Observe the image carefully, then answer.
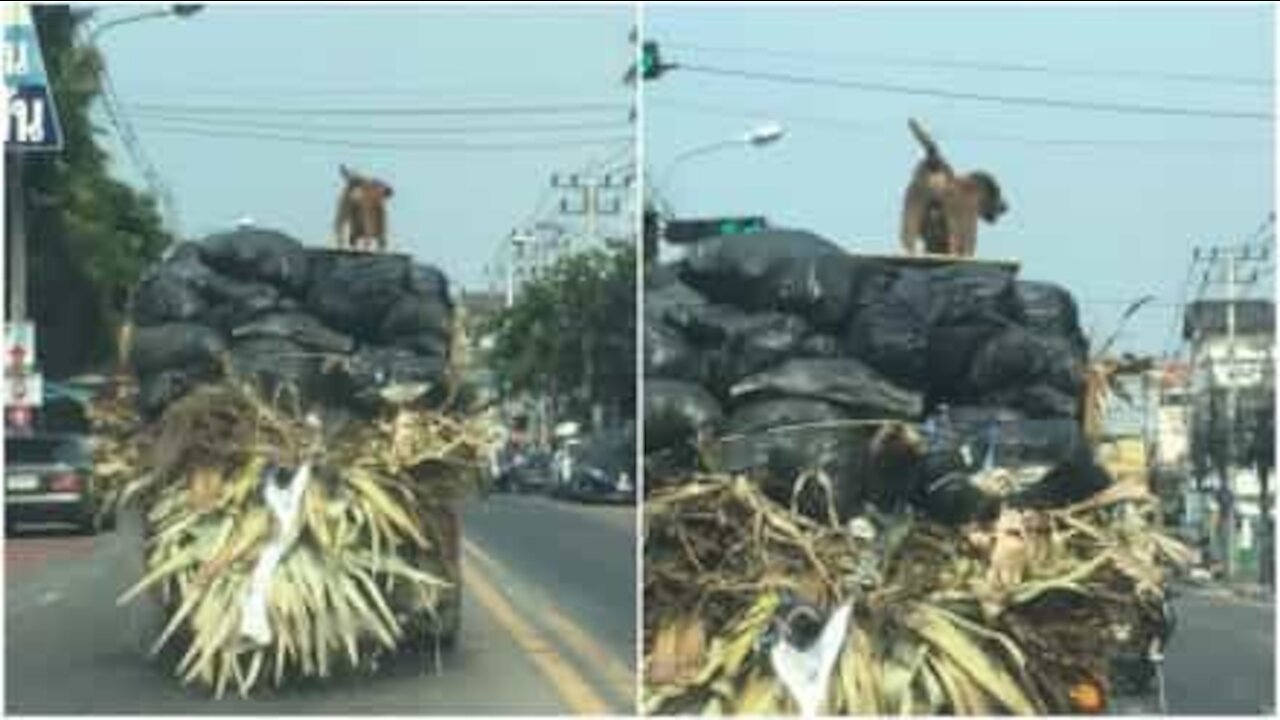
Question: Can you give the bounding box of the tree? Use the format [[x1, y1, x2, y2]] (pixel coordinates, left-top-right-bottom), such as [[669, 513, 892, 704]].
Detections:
[[7, 6, 172, 378], [486, 243, 635, 428]]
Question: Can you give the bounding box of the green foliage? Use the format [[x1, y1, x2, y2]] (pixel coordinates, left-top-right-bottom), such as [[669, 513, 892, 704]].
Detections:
[[486, 243, 636, 423], [15, 6, 173, 376]]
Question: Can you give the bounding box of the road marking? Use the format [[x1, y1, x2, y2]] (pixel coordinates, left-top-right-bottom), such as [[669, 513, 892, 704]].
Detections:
[[542, 604, 636, 703], [464, 539, 635, 706], [462, 548, 614, 715]]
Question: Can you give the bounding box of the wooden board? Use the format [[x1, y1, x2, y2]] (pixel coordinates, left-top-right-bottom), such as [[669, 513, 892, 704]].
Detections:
[[847, 251, 1021, 272]]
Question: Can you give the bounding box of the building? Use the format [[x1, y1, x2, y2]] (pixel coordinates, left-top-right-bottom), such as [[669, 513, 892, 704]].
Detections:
[[1182, 298, 1275, 577]]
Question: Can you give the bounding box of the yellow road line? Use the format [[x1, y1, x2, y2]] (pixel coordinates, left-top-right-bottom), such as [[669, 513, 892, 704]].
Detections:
[[541, 604, 636, 703], [462, 546, 614, 715]]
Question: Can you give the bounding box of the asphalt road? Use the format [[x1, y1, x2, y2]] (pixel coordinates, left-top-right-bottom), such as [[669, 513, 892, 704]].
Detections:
[[4, 493, 635, 715], [1164, 584, 1274, 715]]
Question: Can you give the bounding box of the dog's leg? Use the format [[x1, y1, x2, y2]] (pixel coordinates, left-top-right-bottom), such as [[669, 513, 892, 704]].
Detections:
[[900, 188, 927, 255], [944, 191, 980, 258]]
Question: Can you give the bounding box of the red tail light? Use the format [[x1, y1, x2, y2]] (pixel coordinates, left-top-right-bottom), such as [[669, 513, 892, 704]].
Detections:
[[48, 473, 83, 493]]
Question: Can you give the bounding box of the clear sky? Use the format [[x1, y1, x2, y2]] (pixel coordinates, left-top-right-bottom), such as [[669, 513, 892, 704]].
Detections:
[[644, 4, 1275, 357], [85, 3, 635, 294]]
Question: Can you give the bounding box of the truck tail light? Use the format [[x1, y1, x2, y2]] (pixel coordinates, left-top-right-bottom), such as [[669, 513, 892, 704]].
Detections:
[[49, 473, 83, 493]]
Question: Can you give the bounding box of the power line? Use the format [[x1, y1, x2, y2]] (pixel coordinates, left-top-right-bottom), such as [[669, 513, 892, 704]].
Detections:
[[125, 112, 631, 136], [134, 122, 632, 151], [86, 30, 180, 232], [1164, 253, 1201, 359], [652, 98, 1269, 153], [666, 41, 1275, 88], [676, 63, 1273, 121], [123, 100, 628, 117]]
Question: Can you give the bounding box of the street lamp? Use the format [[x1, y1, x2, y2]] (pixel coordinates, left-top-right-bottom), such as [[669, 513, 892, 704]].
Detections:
[[84, 5, 205, 44], [656, 122, 787, 195]]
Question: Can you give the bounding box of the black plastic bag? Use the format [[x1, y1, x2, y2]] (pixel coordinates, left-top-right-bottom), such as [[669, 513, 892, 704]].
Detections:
[[1009, 443, 1113, 509], [406, 263, 453, 306], [724, 398, 850, 435], [644, 379, 722, 453], [306, 253, 412, 338], [926, 320, 1009, 400], [645, 262, 683, 290], [645, 321, 700, 382], [138, 367, 218, 419], [645, 277, 709, 330], [925, 263, 1022, 327], [151, 248, 284, 329], [231, 312, 355, 354], [680, 230, 880, 329], [129, 323, 227, 376], [200, 228, 311, 296], [229, 336, 323, 386], [379, 294, 454, 343], [843, 268, 930, 389], [716, 422, 874, 523], [923, 407, 1084, 467], [676, 308, 812, 394], [669, 302, 757, 345], [731, 357, 924, 420], [983, 383, 1080, 419], [915, 472, 1003, 526], [391, 332, 451, 358], [1016, 280, 1086, 351], [132, 271, 207, 326], [344, 345, 449, 392], [967, 327, 1086, 396], [798, 333, 841, 358], [946, 405, 1029, 427]]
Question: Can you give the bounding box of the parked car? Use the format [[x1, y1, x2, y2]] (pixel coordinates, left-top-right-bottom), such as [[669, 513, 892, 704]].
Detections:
[[493, 442, 555, 494], [5, 433, 111, 534], [553, 428, 635, 504]]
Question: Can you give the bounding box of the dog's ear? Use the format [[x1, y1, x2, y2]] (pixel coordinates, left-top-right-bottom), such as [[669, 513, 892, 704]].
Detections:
[[340, 164, 361, 184], [379, 181, 394, 199]]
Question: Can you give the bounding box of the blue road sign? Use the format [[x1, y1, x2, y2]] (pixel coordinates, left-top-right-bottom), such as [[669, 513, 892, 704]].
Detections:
[[4, 3, 64, 152]]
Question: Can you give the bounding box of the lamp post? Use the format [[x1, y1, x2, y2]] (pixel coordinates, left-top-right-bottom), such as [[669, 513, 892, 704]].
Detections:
[[656, 122, 785, 194], [84, 5, 204, 44]]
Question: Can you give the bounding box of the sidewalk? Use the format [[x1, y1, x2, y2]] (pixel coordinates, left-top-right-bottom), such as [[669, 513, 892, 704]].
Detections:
[[1176, 570, 1274, 604]]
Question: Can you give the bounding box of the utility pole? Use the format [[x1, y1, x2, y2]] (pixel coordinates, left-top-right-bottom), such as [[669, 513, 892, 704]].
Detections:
[[1224, 249, 1239, 579], [552, 171, 631, 245], [7, 158, 27, 320], [1192, 240, 1270, 581], [504, 230, 535, 308]]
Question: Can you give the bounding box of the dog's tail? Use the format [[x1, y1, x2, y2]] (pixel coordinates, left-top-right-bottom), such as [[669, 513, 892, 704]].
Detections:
[[908, 118, 941, 163]]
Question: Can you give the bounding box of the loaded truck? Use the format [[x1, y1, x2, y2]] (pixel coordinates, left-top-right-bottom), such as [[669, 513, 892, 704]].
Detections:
[[113, 235, 478, 695], [642, 229, 1187, 715]]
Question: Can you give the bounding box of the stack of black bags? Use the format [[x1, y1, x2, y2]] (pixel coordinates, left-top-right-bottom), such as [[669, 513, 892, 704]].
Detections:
[[644, 229, 1108, 522], [128, 227, 454, 419]]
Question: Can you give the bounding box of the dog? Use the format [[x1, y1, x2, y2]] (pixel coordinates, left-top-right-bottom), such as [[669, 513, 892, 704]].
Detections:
[[333, 165, 394, 252], [900, 118, 1007, 257]]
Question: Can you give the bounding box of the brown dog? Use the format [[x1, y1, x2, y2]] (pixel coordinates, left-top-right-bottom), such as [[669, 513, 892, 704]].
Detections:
[[900, 119, 1007, 257], [333, 165, 394, 252]]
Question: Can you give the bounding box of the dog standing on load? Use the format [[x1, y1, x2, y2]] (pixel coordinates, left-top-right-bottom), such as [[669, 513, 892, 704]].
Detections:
[[899, 118, 1008, 257], [333, 165, 394, 252]]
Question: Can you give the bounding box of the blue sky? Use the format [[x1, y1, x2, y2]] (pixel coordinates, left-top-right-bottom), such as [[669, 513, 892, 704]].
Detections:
[[644, 4, 1275, 356], [84, 4, 635, 293]]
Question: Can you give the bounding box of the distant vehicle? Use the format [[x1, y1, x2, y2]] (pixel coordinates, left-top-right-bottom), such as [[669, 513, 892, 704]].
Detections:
[[553, 428, 635, 504], [493, 441, 554, 494], [5, 434, 112, 534]]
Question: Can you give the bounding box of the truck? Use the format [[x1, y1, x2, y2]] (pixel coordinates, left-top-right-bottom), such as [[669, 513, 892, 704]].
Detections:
[[113, 237, 478, 696], [641, 233, 1188, 715]]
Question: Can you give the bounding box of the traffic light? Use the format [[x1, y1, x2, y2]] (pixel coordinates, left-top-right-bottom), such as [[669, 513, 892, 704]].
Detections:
[[639, 41, 676, 81], [662, 216, 768, 245]]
